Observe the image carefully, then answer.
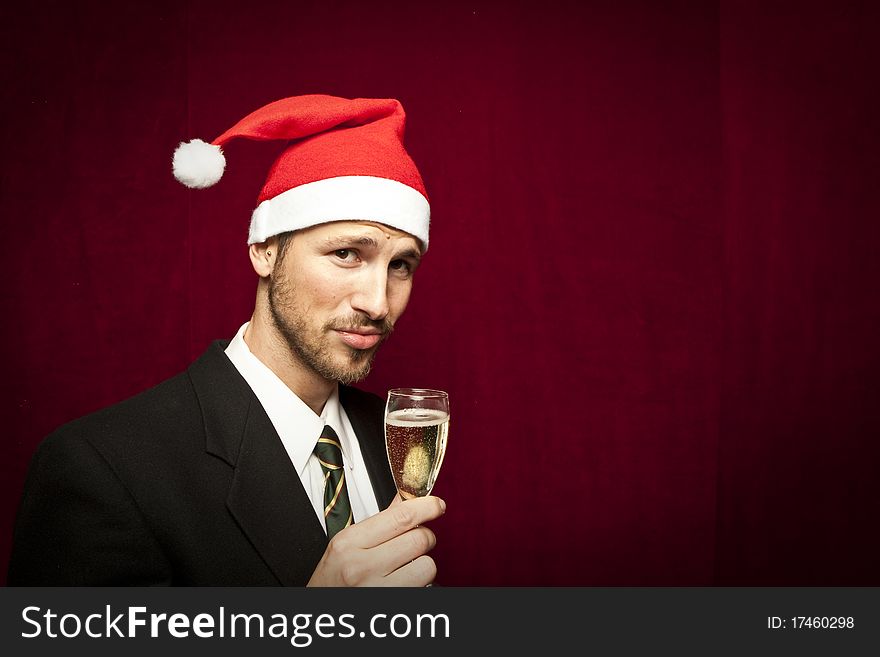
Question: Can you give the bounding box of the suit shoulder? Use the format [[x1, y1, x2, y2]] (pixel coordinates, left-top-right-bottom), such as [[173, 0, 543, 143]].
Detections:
[[48, 370, 199, 451]]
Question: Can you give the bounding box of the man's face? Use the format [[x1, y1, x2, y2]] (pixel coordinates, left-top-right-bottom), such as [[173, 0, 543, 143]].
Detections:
[[267, 221, 422, 385]]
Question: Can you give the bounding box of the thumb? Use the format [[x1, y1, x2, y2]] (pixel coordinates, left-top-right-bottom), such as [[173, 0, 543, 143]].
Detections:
[[387, 492, 405, 509]]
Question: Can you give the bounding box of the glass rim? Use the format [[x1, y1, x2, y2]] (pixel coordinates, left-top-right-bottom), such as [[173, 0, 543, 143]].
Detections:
[[387, 387, 448, 400]]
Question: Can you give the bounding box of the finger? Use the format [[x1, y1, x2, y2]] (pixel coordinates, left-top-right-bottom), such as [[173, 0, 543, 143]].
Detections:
[[368, 525, 436, 577], [321, 526, 436, 587], [386, 492, 404, 508], [378, 555, 437, 587], [345, 496, 445, 548]]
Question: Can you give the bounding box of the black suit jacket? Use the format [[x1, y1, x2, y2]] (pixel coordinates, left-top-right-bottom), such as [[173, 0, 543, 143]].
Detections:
[[8, 341, 397, 585]]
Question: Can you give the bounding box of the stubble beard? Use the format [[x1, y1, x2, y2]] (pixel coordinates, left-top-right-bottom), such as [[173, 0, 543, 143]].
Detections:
[[267, 270, 391, 386]]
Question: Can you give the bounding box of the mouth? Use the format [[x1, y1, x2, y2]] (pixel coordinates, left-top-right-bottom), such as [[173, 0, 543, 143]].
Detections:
[[334, 329, 384, 350]]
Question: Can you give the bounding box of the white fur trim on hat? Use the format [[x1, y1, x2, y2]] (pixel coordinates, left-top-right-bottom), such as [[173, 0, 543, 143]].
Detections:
[[172, 139, 226, 189], [248, 175, 431, 250]]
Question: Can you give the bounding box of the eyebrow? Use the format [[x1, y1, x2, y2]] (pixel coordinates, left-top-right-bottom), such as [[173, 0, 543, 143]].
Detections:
[[394, 248, 422, 264], [323, 235, 380, 249]]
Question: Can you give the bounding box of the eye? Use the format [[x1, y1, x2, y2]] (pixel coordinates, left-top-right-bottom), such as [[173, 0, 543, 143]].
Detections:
[[389, 259, 414, 276], [333, 249, 358, 262]]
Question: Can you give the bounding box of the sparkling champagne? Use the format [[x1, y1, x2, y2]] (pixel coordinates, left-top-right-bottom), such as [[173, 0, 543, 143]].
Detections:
[[385, 408, 449, 499]]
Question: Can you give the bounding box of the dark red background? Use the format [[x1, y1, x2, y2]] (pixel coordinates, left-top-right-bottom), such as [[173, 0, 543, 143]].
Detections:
[[2, 0, 878, 585]]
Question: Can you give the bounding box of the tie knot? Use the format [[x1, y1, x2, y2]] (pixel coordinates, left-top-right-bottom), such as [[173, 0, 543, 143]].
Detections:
[[314, 425, 344, 470]]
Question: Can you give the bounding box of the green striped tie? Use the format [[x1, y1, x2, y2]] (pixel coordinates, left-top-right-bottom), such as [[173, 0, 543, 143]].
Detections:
[[314, 425, 353, 540]]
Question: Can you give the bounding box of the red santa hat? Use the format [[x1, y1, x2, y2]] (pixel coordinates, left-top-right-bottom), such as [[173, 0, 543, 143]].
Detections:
[[172, 94, 431, 249]]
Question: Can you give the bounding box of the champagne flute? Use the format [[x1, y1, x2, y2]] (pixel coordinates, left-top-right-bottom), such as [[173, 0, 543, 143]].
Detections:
[[384, 388, 449, 500]]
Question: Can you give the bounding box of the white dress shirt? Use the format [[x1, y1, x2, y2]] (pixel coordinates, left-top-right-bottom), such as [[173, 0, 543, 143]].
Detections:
[[224, 322, 380, 532]]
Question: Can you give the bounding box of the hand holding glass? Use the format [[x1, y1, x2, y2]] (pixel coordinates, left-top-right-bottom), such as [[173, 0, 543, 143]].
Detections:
[[384, 389, 449, 499]]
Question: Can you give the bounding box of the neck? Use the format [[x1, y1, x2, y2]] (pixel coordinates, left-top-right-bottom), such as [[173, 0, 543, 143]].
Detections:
[[243, 311, 336, 416]]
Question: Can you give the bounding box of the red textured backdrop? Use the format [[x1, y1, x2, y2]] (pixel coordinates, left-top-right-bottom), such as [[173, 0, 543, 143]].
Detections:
[[2, 0, 878, 585]]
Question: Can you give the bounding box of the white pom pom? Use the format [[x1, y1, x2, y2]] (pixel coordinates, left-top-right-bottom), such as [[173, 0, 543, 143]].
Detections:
[[172, 139, 226, 189]]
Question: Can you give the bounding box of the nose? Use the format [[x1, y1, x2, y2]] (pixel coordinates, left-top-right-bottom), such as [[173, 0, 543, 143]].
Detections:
[[350, 266, 390, 321]]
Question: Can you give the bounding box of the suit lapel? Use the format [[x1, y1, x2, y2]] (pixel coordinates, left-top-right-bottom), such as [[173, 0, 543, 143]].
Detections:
[[225, 401, 327, 585], [188, 342, 327, 585]]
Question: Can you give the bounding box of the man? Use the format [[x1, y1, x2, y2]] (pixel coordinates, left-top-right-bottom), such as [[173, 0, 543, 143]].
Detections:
[[8, 95, 446, 586]]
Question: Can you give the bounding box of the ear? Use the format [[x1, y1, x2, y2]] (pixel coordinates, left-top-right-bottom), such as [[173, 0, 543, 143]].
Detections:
[[249, 237, 278, 278]]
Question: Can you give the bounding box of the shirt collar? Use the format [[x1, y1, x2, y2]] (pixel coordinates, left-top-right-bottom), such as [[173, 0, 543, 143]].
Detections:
[[224, 322, 346, 477]]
